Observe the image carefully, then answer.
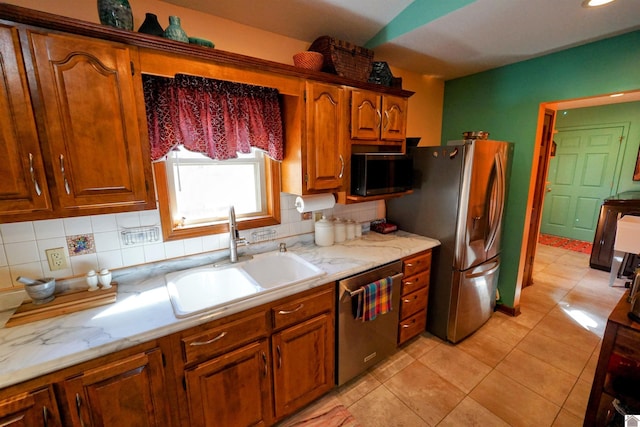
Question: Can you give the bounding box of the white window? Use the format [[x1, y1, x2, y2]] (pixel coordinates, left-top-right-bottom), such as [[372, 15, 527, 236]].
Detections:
[[166, 147, 267, 227], [154, 148, 280, 241]]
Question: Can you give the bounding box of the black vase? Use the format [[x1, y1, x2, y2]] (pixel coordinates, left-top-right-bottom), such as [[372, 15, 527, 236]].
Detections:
[[97, 0, 133, 31], [137, 13, 164, 37]]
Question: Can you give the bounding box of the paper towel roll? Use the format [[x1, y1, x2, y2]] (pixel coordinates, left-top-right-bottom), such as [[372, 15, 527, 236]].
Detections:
[[295, 194, 335, 213]]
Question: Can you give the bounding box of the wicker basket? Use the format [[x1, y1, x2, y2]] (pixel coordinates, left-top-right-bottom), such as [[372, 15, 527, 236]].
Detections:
[[293, 51, 324, 71], [309, 36, 374, 82]]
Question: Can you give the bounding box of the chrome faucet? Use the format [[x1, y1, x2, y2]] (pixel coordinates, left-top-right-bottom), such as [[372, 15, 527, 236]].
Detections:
[[228, 206, 248, 263]]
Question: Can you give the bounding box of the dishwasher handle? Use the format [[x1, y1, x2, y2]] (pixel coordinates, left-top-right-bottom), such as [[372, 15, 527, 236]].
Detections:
[[340, 271, 403, 299]]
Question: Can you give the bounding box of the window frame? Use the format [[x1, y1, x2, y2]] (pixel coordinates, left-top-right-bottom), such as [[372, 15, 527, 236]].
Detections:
[[153, 155, 281, 241]]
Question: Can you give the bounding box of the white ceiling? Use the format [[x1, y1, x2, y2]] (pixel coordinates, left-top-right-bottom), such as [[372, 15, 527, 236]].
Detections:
[[164, 0, 640, 80]]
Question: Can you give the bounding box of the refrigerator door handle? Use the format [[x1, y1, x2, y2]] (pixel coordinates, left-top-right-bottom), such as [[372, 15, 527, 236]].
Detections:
[[465, 259, 500, 279], [485, 152, 505, 252]]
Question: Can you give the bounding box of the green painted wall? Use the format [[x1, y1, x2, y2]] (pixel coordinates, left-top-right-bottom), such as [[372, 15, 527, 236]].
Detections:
[[555, 101, 640, 195], [441, 30, 640, 309]]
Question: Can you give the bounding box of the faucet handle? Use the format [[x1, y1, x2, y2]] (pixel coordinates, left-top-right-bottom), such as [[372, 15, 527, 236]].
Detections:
[[279, 242, 287, 252]]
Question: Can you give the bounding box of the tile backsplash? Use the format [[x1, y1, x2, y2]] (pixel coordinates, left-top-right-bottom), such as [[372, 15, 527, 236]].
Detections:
[[0, 194, 382, 290]]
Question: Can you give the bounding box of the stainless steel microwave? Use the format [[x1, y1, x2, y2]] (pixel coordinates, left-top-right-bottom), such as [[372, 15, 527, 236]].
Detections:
[[350, 153, 413, 197]]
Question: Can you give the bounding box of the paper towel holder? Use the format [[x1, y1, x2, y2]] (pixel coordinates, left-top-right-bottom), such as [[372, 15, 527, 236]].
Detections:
[[294, 193, 336, 213]]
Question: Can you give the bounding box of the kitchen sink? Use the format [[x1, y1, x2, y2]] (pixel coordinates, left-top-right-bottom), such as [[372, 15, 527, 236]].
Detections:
[[165, 250, 326, 317], [242, 251, 325, 289], [165, 266, 262, 318]]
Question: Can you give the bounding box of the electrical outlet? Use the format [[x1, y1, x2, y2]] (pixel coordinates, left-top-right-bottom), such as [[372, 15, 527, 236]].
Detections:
[[314, 212, 323, 222], [45, 247, 68, 271], [301, 212, 312, 221]]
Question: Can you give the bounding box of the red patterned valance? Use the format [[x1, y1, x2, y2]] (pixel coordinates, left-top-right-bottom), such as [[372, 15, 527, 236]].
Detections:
[[142, 74, 284, 161]]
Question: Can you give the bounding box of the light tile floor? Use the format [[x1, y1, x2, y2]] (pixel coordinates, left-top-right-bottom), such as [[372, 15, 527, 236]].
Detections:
[[283, 244, 630, 426]]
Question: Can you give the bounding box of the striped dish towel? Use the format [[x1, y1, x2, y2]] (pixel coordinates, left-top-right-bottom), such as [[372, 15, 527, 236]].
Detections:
[[356, 276, 393, 321]]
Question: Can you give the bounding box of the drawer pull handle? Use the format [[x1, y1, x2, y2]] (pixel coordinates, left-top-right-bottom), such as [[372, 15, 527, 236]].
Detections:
[[276, 345, 282, 369], [59, 154, 71, 195], [190, 331, 227, 346], [261, 351, 268, 377], [278, 303, 304, 315], [75, 393, 87, 427], [43, 406, 49, 426], [402, 324, 411, 328], [29, 153, 42, 196], [403, 299, 411, 303]]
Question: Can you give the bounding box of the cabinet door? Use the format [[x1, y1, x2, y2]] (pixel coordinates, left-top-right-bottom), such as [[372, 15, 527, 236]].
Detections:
[[59, 349, 169, 427], [0, 386, 62, 427], [380, 95, 407, 142], [185, 340, 271, 427], [305, 82, 345, 191], [26, 30, 154, 214], [350, 90, 381, 141], [0, 24, 51, 216], [272, 313, 334, 419]]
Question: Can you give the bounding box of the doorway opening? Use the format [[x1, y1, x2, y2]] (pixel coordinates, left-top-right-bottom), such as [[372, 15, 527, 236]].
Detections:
[[519, 91, 640, 295]]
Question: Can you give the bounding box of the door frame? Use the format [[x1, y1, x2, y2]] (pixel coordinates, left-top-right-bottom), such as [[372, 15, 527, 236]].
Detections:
[[521, 108, 556, 290]]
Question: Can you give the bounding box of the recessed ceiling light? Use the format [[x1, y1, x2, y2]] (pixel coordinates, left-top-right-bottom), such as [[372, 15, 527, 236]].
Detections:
[[582, 0, 616, 8]]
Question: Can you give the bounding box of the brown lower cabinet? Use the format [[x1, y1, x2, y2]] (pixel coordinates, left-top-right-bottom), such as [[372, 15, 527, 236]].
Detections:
[[0, 386, 61, 427], [398, 249, 432, 345], [185, 340, 272, 427], [0, 283, 335, 427], [56, 349, 170, 427]]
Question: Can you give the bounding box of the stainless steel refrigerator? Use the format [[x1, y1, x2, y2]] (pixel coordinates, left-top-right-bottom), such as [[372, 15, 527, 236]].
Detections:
[[386, 139, 513, 343]]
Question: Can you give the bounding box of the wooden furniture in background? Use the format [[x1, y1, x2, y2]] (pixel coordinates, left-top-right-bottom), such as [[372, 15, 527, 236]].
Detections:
[[589, 192, 640, 271], [584, 292, 640, 426]]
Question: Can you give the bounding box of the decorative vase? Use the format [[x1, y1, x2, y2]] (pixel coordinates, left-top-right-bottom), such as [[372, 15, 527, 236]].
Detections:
[[137, 13, 164, 36], [163, 16, 188, 42], [97, 0, 133, 31]]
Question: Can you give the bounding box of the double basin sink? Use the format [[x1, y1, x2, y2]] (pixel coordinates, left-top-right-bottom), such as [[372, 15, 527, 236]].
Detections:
[[165, 251, 326, 317]]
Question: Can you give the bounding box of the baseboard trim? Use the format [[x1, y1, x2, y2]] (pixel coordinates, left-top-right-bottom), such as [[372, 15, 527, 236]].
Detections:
[[496, 303, 521, 317]]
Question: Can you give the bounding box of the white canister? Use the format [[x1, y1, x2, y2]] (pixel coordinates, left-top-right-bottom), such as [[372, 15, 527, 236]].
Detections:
[[314, 216, 334, 247], [354, 222, 362, 238], [346, 220, 355, 240], [334, 218, 346, 243]]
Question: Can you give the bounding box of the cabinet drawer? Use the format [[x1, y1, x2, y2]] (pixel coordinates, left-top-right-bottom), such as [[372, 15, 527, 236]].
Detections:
[[403, 251, 431, 278], [401, 270, 430, 296], [398, 309, 427, 345], [182, 312, 268, 364], [400, 286, 429, 320], [272, 287, 333, 330]]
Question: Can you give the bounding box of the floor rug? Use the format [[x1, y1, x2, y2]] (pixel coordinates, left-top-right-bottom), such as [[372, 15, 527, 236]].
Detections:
[[538, 233, 593, 254], [279, 402, 361, 427]]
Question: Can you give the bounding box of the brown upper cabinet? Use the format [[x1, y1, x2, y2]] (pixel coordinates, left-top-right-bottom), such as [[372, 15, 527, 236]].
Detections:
[[0, 24, 155, 223], [0, 24, 53, 217], [350, 90, 408, 146], [282, 82, 347, 195], [0, 4, 414, 217]]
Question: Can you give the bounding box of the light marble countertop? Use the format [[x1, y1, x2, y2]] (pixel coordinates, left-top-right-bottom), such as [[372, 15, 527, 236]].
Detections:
[[0, 231, 439, 389]]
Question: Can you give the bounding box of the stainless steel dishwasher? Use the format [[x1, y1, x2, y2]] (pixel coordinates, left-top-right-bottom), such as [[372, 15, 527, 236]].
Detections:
[[336, 260, 403, 386]]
